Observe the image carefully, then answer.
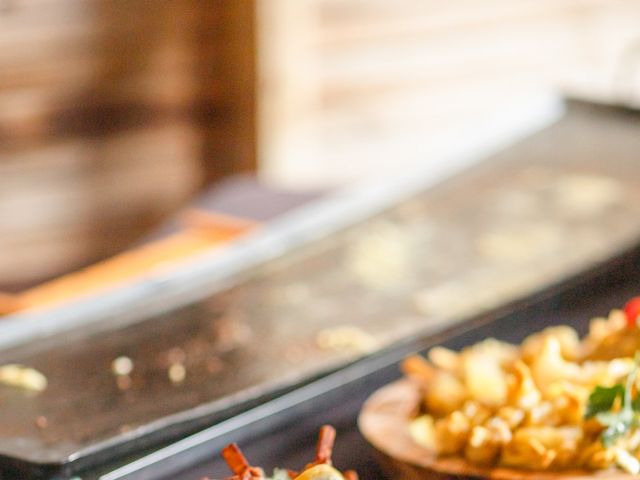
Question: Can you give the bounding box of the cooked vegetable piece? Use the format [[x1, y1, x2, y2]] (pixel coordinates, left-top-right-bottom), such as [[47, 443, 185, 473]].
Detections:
[[293, 465, 344, 480], [624, 297, 640, 328]]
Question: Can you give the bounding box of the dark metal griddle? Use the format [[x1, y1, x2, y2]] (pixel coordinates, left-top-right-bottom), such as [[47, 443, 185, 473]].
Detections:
[[1, 100, 640, 479], [164, 249, 640, 480]]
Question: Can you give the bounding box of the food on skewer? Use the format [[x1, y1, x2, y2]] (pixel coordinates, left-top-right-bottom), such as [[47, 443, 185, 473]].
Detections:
[[217, 425, 358, 480]]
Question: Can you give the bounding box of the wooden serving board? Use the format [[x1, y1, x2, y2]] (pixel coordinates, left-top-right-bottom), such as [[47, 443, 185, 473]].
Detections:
[[359, 380, 633, 480]]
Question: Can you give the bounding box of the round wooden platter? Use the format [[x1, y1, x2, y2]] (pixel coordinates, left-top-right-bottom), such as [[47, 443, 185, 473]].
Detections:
[[358, 380, 633, 480]]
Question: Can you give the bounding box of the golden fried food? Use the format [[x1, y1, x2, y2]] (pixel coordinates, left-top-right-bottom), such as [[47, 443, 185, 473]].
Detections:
[[404, 298, 640, 474]]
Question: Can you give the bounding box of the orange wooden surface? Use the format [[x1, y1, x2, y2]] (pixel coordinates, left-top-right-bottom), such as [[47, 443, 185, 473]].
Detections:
[[0, 211, 257, 315]]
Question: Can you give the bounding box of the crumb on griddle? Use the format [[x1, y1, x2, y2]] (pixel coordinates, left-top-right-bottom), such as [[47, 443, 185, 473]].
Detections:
[[34, 415, 48, 430], [316, 326, 378, 354], [0, 364, 48, 392], [169, 362, 187, 384], [111, 356, 134, 376]]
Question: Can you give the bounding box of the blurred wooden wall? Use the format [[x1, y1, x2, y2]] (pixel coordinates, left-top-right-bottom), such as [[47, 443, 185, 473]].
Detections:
[[256, 0, 640, 188], [0, 0, 256, 289], [3, 0, 639, 289]]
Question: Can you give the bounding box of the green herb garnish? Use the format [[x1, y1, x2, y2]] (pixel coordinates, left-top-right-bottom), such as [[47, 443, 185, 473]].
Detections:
[[585, 354, 640, 446], [585, 385, 625, 418]]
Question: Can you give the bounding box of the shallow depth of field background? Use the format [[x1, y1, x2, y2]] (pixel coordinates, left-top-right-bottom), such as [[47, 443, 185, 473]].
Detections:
[[1, 0, 639, 288]]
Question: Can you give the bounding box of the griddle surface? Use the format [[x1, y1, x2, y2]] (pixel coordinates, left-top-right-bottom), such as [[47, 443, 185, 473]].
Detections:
[[2, 100, 640, 477]]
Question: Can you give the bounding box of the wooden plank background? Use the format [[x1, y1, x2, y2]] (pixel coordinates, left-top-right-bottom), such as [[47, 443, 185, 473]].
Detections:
[[256, 0, 640, 187], [2, 0, 640, 288], [0, 0, 256, 289]]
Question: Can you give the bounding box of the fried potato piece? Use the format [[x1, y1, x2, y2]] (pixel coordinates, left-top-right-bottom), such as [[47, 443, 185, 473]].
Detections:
[[464, 425, 501, 466], [546, 382, 590, 425], [463, 353, 508, 407], [521, 326, 581, 363], [401, 355, 436, 383], [584, 311, 626, 347], [578, 441, 616, 470], [501, 427, 582, 470], [496, 406, 525, 429], [579, 358, 634, 389], [581, 310, 640, 360], [461, 401, 493, 427], [464, 414, 514, 465], [526, 401, 563, 427], [408, 415, 436, 451], [428, 347, 461, 374], [425, 373, 468, 417], [467, 339, 518, 368], [402, 355, 467, 416], [435, 411, 471, 455], [530, 337, 581, 394], [507, 361, 541, 410]]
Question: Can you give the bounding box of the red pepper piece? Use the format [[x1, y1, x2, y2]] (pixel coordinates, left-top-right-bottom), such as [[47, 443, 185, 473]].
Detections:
[[624, 297, 640, 328]]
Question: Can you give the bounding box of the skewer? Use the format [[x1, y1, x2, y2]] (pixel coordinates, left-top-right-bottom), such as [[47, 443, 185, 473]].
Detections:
[[311, 425, 336, 467], [222, 444, 250, 475], [221, 426, 354, 480], [221, 444, 264, 479]]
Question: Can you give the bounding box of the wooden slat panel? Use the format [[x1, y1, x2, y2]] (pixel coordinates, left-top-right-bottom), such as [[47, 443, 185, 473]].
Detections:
[[0, 0, 259, 288], [196, 0, 257, 183], [0, 124, 203, 279], [316, 0, 607, 42], [0, 0, 202, 285], [257, 0, 640, 187]]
